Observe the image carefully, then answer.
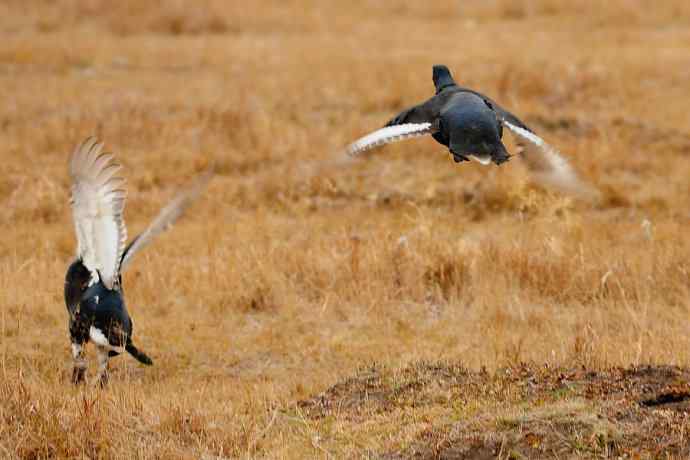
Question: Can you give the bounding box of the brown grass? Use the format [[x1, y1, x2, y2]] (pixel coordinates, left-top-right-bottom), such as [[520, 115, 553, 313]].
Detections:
[[299, 362, 690, 458], [1, 0, 689, 458]]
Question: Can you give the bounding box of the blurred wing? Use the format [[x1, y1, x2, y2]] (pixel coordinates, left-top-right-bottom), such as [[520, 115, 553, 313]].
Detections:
[[504, 122, 599, 198], [70, 137, 127, 289], [119, 167, 213, 272], [344, 123, 435, 157]]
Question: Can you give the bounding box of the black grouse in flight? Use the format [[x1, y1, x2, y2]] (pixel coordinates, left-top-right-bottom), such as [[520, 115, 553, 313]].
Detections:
[[345, 65, 595, 197]]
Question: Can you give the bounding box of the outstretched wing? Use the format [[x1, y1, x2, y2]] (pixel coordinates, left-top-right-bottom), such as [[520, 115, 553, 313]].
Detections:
[[344, 123, 436, 157], [504, 122, 599, 198], [119, 168, 213, 271], [343, 93, 447, 157], [384, 100, 440, 127], [69, 137, 127, 290], [385, 87, 456, 128]]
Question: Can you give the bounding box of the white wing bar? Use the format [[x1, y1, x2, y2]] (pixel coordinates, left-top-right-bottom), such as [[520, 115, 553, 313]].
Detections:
[[345, 123, 435, 157]]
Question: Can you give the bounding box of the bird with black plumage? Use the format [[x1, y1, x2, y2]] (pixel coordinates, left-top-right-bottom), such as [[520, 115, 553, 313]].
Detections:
[[344, 65, 598, 198], [64, 137, 211, 386]]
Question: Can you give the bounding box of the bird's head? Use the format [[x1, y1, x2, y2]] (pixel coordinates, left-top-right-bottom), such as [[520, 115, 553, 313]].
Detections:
[[64, 260, 93, 313], [432, 65, 457, 94]]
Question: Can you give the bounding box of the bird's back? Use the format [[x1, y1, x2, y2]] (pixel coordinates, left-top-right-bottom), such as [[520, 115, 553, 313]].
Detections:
[[438, 92, 502, 144], [81, 283, 132, 342], [446, 92, 500, 128]]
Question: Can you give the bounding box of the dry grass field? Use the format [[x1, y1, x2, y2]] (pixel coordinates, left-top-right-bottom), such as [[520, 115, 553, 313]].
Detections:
[[1, 0, 690, 458]]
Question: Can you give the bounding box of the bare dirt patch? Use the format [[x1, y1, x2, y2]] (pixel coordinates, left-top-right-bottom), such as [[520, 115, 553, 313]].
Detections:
[[298, 362, 690, 458]]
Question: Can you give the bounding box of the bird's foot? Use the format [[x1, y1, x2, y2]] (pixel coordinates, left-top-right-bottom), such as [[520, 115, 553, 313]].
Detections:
[[98, 370, 109, 388], [71, 366, 86, 385], [452, 153, 469, 163], [95, 346, 109, 388]]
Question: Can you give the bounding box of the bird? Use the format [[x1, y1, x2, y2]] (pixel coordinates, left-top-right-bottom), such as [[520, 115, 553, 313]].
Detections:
[[64, 137, 211, 385], [344, 64, 596, 197]]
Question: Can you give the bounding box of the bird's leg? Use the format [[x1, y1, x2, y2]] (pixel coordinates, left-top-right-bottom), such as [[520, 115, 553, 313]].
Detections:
[[71, 342, 87, 384], [95, 346, 109, 387], [492, 153, 511, 165]]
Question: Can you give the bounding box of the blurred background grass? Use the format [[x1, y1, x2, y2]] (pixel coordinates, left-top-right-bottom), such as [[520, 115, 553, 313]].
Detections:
[[0, 1, 689, 458]]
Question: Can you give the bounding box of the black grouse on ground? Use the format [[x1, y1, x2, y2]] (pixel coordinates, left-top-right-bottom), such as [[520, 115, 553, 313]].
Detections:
[[345, 65, 596, 197], [65, 137, 211, 385]]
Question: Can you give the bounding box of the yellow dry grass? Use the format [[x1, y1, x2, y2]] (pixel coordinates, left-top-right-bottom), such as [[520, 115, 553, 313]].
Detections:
[[1, 0, 689, 458]]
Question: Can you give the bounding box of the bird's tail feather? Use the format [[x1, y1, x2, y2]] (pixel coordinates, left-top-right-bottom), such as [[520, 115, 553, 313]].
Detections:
[[126, 342, 153, 365]]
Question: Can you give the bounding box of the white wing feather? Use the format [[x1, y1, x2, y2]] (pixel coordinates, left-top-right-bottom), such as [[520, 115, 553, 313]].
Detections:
[[504, 122, 599, 199], [345, 123, 434, 157], [119, 168, 212, 272], [69, 137, 127, 290]]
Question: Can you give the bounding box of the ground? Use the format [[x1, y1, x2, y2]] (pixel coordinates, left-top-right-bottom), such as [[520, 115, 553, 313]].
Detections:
[[299, 362, 690, 458], [0, 0, 689, 458]]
